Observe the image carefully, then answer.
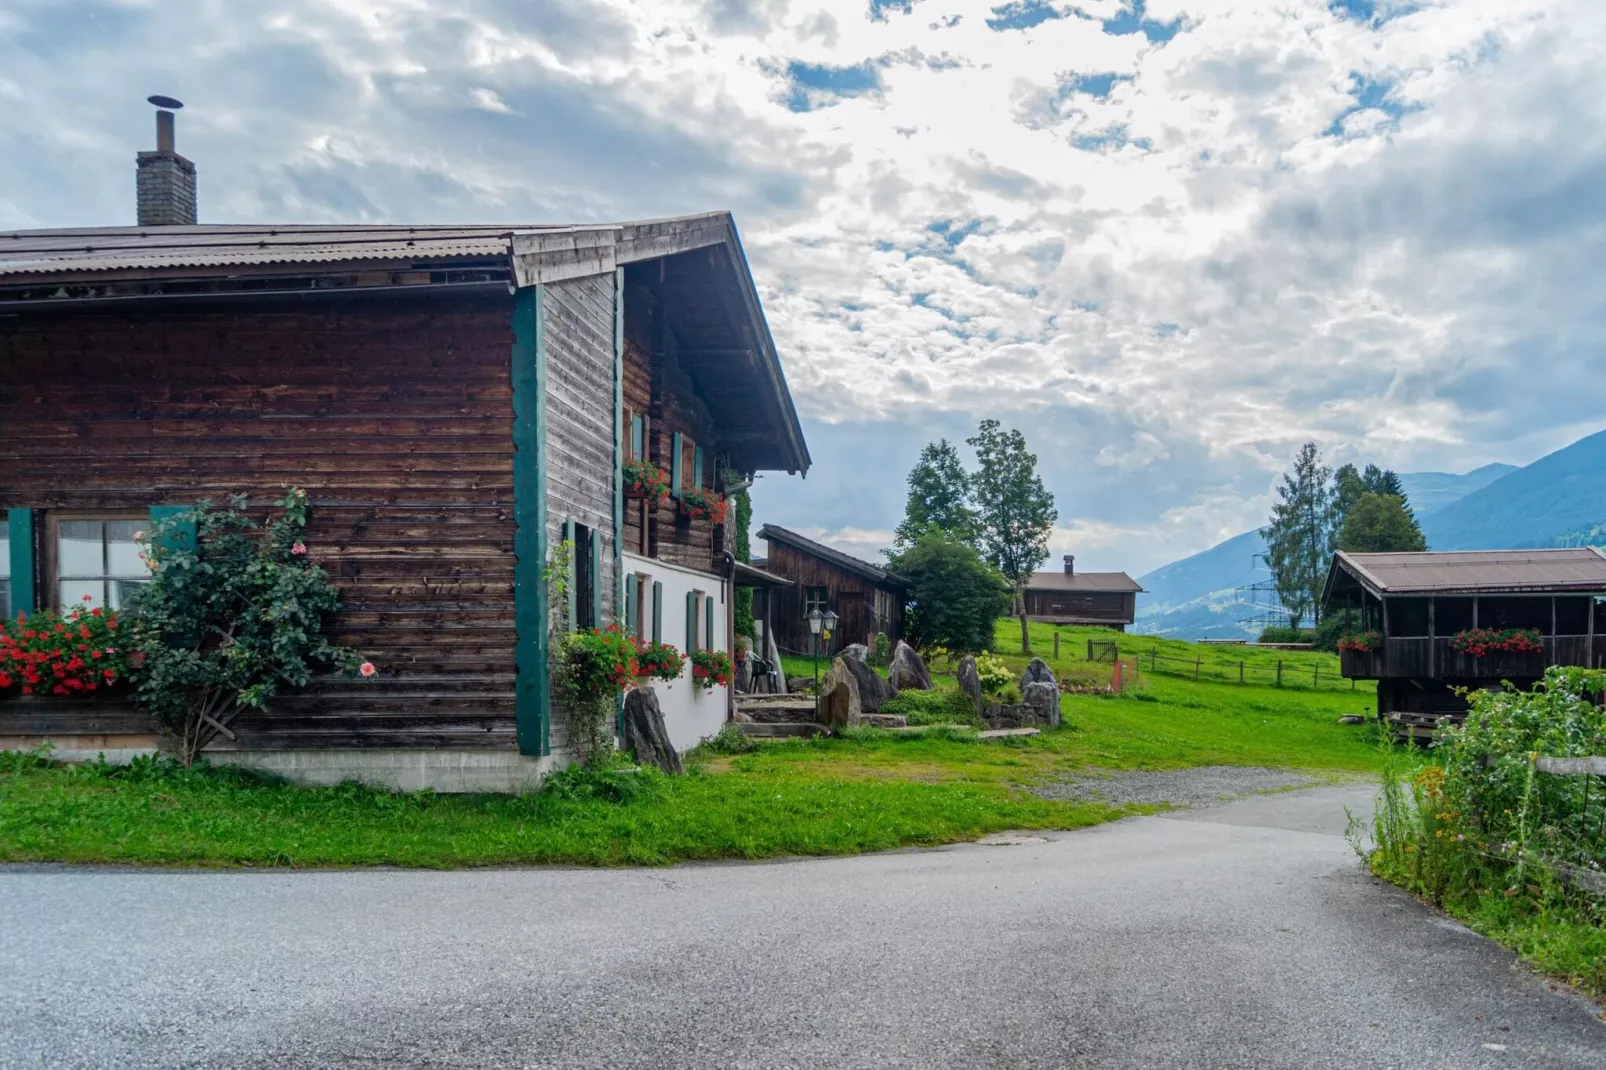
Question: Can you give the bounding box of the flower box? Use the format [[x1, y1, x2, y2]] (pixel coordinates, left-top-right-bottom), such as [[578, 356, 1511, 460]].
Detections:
[[622, 459, 672, 504], [679, 487, 728, 526]]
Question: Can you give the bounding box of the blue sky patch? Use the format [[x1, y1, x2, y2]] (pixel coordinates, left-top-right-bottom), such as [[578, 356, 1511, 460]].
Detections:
[[869, 0, 920, 21], [783, 60, 882, 112], [927, 218, 985, 247], [1101, 1, 1183, 44], [1073, 123, 1151, 152], [1324, 72, 1418, 136], [1066, 72, 1132, 100], [1329, 0, 1422, 25], [986, 1, 1066, 31]]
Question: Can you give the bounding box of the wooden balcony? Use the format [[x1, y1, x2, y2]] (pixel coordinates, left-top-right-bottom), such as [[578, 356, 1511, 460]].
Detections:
[[1341, 636, 1606, 680]]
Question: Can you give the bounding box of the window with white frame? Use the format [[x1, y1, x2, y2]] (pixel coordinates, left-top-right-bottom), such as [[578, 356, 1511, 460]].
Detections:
[[804, 585, 829, 616], [54, 518, 147, 610]]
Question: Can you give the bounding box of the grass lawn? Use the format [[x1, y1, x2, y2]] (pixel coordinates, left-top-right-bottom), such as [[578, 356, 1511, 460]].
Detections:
[[0, 622, 1385, 869]]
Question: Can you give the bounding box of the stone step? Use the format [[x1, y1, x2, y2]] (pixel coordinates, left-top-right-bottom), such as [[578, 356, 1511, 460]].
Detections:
[[736, 694, 818, 709], [736, 722, 830, 739], [737, 704, 819, 724], [858, 713, 908, 729]]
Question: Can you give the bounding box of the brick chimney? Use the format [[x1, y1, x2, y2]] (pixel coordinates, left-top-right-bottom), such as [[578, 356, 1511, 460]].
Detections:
[[1064, 554, 1075, 576], [136, 96, 197, 226]]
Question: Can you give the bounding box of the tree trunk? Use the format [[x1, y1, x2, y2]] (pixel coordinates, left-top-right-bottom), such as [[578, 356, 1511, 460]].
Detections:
[[1017, 589, 1030, 654]]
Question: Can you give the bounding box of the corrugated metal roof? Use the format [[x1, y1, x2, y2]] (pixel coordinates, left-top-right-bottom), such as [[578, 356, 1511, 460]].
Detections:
[[1333, 548, 1606, 595], [1027, 570, 1144, 593], [0, 224, 544, 278]]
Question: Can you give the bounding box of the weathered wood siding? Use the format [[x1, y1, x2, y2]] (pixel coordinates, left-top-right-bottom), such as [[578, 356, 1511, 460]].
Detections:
[[763, 540, 904, 656], [0, 291, 519, 749], [1024, 590, 1135, 627]]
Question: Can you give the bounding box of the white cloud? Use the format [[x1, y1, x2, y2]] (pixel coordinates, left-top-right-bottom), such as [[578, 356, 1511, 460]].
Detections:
[[4, 0, 1605, 575]]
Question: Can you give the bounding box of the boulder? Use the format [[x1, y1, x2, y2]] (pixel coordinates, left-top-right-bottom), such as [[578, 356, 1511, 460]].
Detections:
[[956, 655, 984, 715], [1022, 681, 1061, 728], [858, 713, 909, 729], [764, 626, 788, 694], [734, 655, 753, 693], [817, 657, 862, 731], [841, 643, 870, 663], [622, 687, 684, 775], [839, 653, 893, 712], [786, 675, 816, 694], [982, 703, 1034, 729], [1019, 657, 1057, 693], [886, 641, 934, 692]]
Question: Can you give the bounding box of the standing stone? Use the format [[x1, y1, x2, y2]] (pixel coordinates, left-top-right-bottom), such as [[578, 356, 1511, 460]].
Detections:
[[735, 654, 753, 693], [839, 653, 892, 712], [1022, 681, 1061, 728], [1019, 657, 1056, 693], [817, 657, 862, 730], [886, 641, 934, 692], [957, 655, 984, 715], [764, 624, 787, 695], [841, 643, 870, 663], [622, 687, 684, 775]]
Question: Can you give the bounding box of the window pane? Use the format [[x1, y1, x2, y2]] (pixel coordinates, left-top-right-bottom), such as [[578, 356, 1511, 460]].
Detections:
[[110, 579, 148, 611], [60, 579, 105, 610], [58, 521, 104, 577], [0, 530, 9, 580], [106, 521, 145, 577]]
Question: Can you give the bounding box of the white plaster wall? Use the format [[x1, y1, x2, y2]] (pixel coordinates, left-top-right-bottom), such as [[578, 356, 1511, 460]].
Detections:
[[623, 551, 729, 753]]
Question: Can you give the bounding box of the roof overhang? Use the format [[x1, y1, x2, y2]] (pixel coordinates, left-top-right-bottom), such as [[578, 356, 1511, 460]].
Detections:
[[1323, 549, 1606, 603]]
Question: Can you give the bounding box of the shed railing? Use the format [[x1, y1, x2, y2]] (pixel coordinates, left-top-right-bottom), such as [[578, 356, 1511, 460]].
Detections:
[[1341, 636, 1606, 679]]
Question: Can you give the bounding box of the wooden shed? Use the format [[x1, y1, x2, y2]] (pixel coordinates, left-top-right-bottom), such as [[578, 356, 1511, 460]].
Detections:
[[1324, 548, 1606, 735], [0, 215, 809, 789], [755, 525, 907, 657], [1023, 555, 1142, 630]]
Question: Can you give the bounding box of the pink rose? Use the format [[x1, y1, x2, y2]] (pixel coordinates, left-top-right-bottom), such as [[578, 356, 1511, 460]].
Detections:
[[359, 661, 377, 678], [291, 541, 307, 555]]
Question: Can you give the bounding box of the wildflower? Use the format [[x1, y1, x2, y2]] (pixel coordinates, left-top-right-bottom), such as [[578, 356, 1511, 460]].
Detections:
[[291, 541, 308, 556], [359, 661, 377, 678]]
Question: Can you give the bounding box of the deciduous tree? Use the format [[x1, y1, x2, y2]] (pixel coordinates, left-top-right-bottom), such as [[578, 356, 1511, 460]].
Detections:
[[887, 534, 1011, 652], [1337, 493, 1426, 553], [967, 420, 1057, 654], [894, 439, 978, 548]]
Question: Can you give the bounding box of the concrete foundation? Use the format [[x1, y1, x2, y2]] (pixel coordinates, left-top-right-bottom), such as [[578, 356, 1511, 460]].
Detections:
[[213, 749, 564, 794]]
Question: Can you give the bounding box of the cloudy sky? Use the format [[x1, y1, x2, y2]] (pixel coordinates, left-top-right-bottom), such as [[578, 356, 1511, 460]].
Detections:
[[4, 0, 1604, 575]]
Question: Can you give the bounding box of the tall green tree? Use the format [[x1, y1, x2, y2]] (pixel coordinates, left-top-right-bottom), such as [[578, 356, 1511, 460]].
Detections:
[[887, 534, 1012, 652], [1331, 463, 1367, 540], [732, 487, 754, 640], [1261, 442, 1334, 629], [967, 420, 1058, 654], [894, 439, 978, 548], [1337, 493, 1426, 553]]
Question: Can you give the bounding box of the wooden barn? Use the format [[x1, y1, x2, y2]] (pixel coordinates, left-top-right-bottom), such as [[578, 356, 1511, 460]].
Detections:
[[755, 525, 907, 657], [1023, 555, 1142, 630], [1324, 549, 1606, 736], [0, 210, 809, 789]]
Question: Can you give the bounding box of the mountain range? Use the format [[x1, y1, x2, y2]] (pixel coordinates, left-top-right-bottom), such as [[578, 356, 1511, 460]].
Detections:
[[1133, 430, 1606, 638]]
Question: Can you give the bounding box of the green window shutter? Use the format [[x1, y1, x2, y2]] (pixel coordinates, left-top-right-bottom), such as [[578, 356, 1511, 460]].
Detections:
[[590, 527, 603, 631], [705, 595, 714, 653], [7, 508, 35, 618], [651, 581, 663, 643], [149, 505, 197, 557], [624, 576, 637, 634], [686, 591, 698, 652], [670, 432, 683, 497], [632, 414, 645, 460], [693, 446, 705, 489], [563, 518, 577, 631]]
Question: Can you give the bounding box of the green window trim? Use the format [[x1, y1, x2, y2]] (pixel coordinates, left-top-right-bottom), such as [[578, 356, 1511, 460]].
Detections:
[[512, 284, 551, 756], [651, 581, 663, 643], [631, 414, 645, 461], [624, 576, 638, 636], [562, 518, 577, 632], [670, 432, 684, 498], [693, 446, 705, 489], [7, 508, 35, 619], [705, 594, 714, 653], [589, 527, 603, 632], [686, 591, 697, 652]]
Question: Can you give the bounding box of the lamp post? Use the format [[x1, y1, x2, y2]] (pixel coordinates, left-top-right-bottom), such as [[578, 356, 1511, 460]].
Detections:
[[807, 609, 824, 719]]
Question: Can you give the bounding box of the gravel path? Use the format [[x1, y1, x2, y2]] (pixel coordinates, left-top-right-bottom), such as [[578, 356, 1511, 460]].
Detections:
[[1033, 764, 1325, 808]]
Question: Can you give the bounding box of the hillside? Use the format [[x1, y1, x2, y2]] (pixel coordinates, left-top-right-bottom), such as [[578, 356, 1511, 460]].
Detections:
[[1135, 463, 1516, 639], [1420, 429, 1606, 550]]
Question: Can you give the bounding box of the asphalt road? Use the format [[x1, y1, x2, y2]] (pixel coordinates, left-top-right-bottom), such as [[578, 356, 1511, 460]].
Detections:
[[1, 784, 1601, 1069]]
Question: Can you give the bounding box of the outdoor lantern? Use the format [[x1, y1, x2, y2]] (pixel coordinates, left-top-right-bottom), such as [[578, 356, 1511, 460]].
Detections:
[[822, 609, 838, 639], [807, 608, 823, 635]]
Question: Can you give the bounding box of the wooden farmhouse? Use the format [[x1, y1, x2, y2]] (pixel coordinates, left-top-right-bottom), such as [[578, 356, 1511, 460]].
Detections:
[[755, 525, 907, 657], [1023, 556, 1142, 630], [1324, 549, 1606, 736], [0, 201, 809, 788]]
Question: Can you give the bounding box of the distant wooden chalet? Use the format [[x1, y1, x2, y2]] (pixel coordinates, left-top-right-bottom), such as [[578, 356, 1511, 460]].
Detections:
[[1024, 556, 1143, 630], [1324, 549, 1606, 735], [755, 525, 907, 656], [0, 120, 809, 790]]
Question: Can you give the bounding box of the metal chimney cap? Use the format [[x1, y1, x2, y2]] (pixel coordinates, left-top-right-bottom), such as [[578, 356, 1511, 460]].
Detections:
[[147, 95, 184, 109]]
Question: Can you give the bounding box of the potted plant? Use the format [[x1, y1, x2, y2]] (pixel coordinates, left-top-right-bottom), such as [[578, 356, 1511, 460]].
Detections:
[[689, 648, 734, 692], [634, 639, 685, 684], [679, 486, 728, 525], [1336, 631, 1382, 653], [623, 458, 672, 504], [0, 600, 131, 697], [1450, 628, 1543, 657]]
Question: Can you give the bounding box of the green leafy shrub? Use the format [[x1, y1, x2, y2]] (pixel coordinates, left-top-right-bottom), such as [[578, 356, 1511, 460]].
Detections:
[[541, 756, 663, 804], [1258, 626, 1314, 644], [129, 491, 370, 765], [870, 632, 892, 667], [974, 653, 1012, 693], [881, 686, 981, 725], [886, 534, 1011, 652], [553, 625, 639, 764], [697, 723, 758, 755]]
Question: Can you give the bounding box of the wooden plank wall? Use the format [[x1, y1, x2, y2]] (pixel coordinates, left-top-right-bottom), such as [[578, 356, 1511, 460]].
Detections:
[[0, 291, 520, 749], [620, 289, 723, 577], [763, 541, 900, 655], [1024, 590, 1135, 625]]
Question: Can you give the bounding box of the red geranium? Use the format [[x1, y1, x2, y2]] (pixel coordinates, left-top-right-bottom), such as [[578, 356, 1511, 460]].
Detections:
[[0, 606, 131, 698]]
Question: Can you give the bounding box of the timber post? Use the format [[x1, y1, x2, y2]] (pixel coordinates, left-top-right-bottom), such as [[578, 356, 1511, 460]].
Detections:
[[1276, 659, 1283, 687]]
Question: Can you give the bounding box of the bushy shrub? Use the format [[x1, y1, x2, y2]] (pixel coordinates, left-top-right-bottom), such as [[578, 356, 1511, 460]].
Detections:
[[973, 653, 1012, 693], [541, 756, 663, 804], [697, 723, 758, 755], [870, 632, 892, 667], [886, 534, 1011, 652], [1258, 626, 1314, 645], [881, 686, 981, 725]]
